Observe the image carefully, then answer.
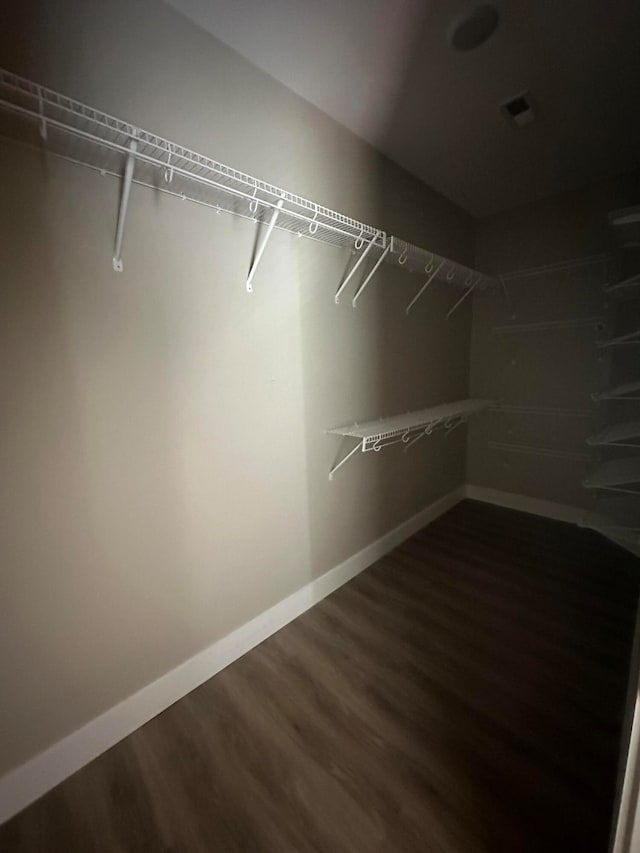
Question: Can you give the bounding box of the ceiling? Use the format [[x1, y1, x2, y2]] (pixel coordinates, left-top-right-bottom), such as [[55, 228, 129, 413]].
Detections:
[[165, 0, 640, 217]]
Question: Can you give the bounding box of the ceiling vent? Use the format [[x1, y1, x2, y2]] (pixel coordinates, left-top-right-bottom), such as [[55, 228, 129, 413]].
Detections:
[[501, 92, 536, 127]]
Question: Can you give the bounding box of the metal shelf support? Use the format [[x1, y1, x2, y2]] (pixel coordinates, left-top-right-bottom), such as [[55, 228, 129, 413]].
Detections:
[[352, 242, 392, 307], [0, 67, 497, 305], [406, 259, 445, 315], [246, 199, 284, 292], [327, 399, 491, 479], [447, 275, 481, 319], [112, 137, 137, 272], [334, 231, 382, 304], [328, 440, 364, 481]]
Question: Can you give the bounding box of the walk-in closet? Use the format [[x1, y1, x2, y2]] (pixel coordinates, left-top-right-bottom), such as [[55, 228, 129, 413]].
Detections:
[[1, 1, 640, 851]]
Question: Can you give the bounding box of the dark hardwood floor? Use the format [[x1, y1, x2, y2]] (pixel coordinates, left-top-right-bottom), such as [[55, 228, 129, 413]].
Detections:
[[2, 500, 639, 852]]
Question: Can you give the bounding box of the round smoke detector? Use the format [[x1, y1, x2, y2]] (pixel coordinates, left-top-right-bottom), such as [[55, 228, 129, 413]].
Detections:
[[449, 4, 500, 51]]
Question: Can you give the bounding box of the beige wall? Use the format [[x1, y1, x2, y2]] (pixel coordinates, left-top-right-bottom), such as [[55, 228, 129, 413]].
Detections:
[[467, 173, 640, 508], [0, 0, 474, 775]]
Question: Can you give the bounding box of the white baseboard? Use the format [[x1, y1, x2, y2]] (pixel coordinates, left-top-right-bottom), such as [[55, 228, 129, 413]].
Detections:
[[464, 484, 584, 525], [0, 485, 465, 825]]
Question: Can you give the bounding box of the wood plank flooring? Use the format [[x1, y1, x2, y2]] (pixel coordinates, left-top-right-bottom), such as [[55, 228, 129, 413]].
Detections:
[[1, 500, 639, 852]]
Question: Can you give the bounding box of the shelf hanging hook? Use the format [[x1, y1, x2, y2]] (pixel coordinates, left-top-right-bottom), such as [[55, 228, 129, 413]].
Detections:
[[425, 254, 434, 274], [398, 248, 408, 266], [447, 265, 456, 281], [352, 242, 392, 306], [249, 188, 259, 216], [309, 210, 319, 235], [354, 229, 365, 251]]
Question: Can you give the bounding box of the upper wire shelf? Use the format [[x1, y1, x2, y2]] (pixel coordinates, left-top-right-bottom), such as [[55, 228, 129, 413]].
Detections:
[[0, 68, 383, 270], [0, 66, 496, 305]]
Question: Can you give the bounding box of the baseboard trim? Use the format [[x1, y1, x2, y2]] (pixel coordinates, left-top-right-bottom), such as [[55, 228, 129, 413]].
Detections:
[[0, 484, 465, 825], [464, 484, 584, 524]]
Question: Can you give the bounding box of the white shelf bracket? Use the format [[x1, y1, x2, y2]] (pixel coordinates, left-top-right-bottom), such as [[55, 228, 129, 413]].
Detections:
[[406, 259, 445, 315], [447, 274, 481, 318], [335, 231, 381, 304], [328, 439, 363, 480], [246, 198, 284, 293], [112, 137, 138, 273], [352, 243, 392, 307]]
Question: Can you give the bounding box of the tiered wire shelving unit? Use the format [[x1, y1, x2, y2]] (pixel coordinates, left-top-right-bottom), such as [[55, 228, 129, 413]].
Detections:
[[583, 206, 640, 549], [0, 67, 498, 307], [483, 255, 608, 465]]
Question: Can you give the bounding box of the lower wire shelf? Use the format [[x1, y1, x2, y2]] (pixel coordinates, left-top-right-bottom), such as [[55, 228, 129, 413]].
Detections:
[[327, 398, 492, 479]]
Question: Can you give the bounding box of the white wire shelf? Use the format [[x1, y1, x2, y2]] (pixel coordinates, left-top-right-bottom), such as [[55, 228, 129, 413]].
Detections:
[[498, 254, 610, 282], [598, 328, 640, 349], [592, 380, 640, 402], [609, 206, 640, 250], [583, 457, 640, 494], [386, 237, 500, 315], [490, 404, 593, 418], [327, 398, 492, 479], [487, 442, 591, 462], [0, 67, 495, 305], [604, 272, 640, 298], [0, 67, 385, 277], [493, 317, 605, 335], [587, 421, 640, 448], [580, 496, 640, 548]]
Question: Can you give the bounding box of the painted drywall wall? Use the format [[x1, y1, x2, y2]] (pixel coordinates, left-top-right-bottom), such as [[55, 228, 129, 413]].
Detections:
[[0, 0, 474, 776], [467, 173, 640, 509]]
